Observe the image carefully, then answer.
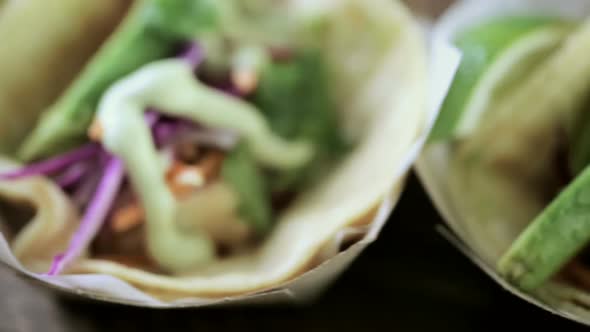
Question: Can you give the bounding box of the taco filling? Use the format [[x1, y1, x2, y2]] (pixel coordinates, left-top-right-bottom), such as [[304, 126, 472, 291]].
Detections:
[[0, 0, 351, 276]]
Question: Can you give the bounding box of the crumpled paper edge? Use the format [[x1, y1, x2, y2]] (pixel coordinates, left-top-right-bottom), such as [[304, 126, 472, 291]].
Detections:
[[0, 11, 461, 309], [415, 0, 590, 325], [435, 226, 590, 325]]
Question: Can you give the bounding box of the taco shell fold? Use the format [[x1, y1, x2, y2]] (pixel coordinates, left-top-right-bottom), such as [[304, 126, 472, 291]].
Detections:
[[0, 0, 444, 307]]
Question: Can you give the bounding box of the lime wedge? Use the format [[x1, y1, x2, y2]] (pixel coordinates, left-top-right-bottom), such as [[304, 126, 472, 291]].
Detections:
[[429, 16, 574, 142]]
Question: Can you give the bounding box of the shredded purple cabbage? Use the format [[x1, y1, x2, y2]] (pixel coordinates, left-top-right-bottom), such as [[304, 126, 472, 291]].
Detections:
[[56, 161, 92, 189], [220, 85, 243, 97], [0, 143, 99, 181], [71, 172, 103, 210], [47, 157, 125, 275], [180, 42, 204, 69], [0, 41, 250, 275], [145, 109, 160, 127], [152, 118, 238, 150], [177, 128, 238, 150]]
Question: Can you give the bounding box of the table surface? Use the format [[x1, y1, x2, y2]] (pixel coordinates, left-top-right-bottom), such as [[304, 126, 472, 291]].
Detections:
[[1, 1, 587, 331]]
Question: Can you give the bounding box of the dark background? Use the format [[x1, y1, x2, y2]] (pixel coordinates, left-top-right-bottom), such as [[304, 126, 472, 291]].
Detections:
[[0, 174, 587, 332]]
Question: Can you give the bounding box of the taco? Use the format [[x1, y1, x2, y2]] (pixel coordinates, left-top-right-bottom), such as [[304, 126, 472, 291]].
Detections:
[[0, 0, 428, 302], [419, 0, 590, 323]]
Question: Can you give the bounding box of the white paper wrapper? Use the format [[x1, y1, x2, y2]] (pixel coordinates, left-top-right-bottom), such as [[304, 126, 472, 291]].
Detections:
[[0, 1, 460, 308], [416, 0, 590, 325]]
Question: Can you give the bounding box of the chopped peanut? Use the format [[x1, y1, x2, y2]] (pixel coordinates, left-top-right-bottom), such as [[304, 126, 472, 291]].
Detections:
[[111, 150, 226, 233], [165, 150, 225, 198], [111, 203, 144, 233], [176, 168, 205, 187], [166, 162, 202, 197], [88, 121, 104, 141], [231, 69, 259, 95]]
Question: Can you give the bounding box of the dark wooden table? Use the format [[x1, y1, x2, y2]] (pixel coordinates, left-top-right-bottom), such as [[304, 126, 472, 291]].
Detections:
[[0, 174, 586, 332]]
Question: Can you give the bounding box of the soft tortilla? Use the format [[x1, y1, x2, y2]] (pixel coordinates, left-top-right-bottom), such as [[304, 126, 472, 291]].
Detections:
[[0, 0, 131, 155], [1, 0, 429, 303]]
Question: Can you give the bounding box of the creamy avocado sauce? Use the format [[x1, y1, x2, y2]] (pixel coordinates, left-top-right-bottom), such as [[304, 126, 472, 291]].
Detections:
[[94, 59, 314, 273]]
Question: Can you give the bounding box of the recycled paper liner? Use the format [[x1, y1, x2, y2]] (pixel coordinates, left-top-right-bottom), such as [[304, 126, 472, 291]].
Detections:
[[416, 0, 590, 325], [0, 0, 460, 307]]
